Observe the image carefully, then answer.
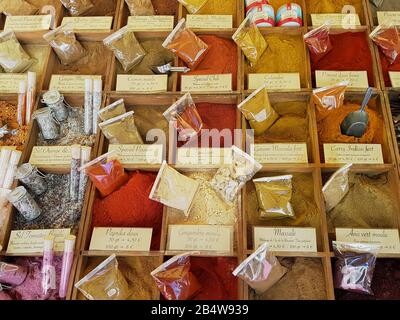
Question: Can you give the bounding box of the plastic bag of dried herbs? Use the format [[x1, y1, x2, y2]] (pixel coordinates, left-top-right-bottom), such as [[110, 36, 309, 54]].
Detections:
[[151, 252, 202, 300], [253, 175, 296, 220], [98, 111, 143, 145], [233, 242, 287, 294], [322, 163, 352, 212], [0, 0, 38, 15], [75, 254, 130, 300], [210, 146, 262, 204], [43, 24, 86, 65], [237, 83, 279, 136], [104, 26, 146, 72], [59, 0, 94, 16], [98, 99, 126, 121], [177, 0, 209, 14], [333, 241, 379, 295], [232, 14, 267, 67], [125, 0, 155, 16], [0, 31, 34, 73]]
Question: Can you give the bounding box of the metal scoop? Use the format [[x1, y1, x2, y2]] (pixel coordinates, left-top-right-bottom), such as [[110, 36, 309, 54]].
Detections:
[[151, 63, 190, 74], [340, 87, 373, 138]]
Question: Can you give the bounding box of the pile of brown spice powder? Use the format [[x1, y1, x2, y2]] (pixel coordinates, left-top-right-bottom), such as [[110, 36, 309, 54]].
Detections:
[[0, 101, 29, 150]]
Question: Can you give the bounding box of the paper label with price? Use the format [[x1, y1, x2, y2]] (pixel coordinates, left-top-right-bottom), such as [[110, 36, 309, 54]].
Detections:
[[127, 15, 174, 31], [0, 74, 27, 93], [248, 73, 301, 90], [250, 143, 308, 163], [176, 148, 232, 166], [29, 146, 72, 166], [62, 16, 113, 31], [336, 228, 400, 254], [377, 11, 400, 25], [316, 70, 368, 88], [311, 13, 360, 27], [108, 144, 164, 165], [50, 75, 102, 92], [323, 143, 384, 164], [181, 74, 232, 92], [186, 15, 233, 29], [167, 225, 233, 253], [89, 227, 152, 252], [4, 15, 52, 31], [389, 71, 400, 88], [116, 74, 168, 92], [253, 227, 317, 252]]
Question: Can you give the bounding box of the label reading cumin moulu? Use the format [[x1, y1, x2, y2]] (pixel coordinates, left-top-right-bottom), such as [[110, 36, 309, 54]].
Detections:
[[29, 146, 72, 167], [116, 74, 168, 92], [323, 144, 384, 164]]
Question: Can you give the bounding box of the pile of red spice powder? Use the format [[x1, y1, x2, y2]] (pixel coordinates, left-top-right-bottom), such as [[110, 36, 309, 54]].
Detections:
[[311, 32, 374, 86], [178, 103, 237, 148], [190, 257, 238, 300], [335, 259, 400, 300], [179, 35, 238, 90], [92, 171, 163, 250]]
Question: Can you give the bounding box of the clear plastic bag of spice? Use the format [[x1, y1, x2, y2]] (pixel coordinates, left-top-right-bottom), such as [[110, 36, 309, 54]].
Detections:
[[233, 242, 287, 294], [304, 23, 333, 63], [98, 111, 143, 145], [210, 146, 262, 204], [125, 0, 155, 16], [80, 151, 129, 197], [43, 24, 86, 65], [333, 241, 379, 295], [237, 84, 279, 136], [232, 15, 267, 67], [98, 99, 126, 121], [370, 24, 400, 65], [162, 18, 209, 70], [177, 0, 208, 14], [151, 252, 202, 300], [253, 175, 296, 220], [149, 161, 199, 216], [0, 31, 34, 73], [75, 254, 130, 300], [103, 26, 146, 72], [59, 0, 94, 16], [0, 0, 38, 15], [163, 93, 204, 141], [322, 163, 352, 212]]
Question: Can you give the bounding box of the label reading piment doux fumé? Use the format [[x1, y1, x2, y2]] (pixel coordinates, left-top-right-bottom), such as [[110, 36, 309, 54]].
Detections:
[[323, 144, 384, 164], [89, 227, 153, 252], [336, 228, 400, 254], [250, 143, 308, 163], [116, 75, 168, 92], [29, 146, 72, 167], [108, 144, 164, 165], [253, 227, 317, 252], [316, 70, 368, 88], [50, 75, 102, 92], [248, 73, 301, 90], [167, 225, 233, 252]]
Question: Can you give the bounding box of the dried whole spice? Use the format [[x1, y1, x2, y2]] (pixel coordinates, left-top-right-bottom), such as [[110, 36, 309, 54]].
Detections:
[[0, 101, 29, 150], [125, 0, 154, 16], [0, 0, 38, 15], [0, 31, 34, 73], [43, 25, 86, 65], [7, 186, 41, 221], [59, 0, 94, 16], [104, 27, 146, 72]]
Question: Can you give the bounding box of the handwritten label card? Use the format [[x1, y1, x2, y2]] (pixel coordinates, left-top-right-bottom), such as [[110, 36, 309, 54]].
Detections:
[[4, 15, 52, 31], [186, 15, 233, 29], [316, 70, 369, 89], [116, 74, 168, 92], [0, 74, 27, 93], [127, 15, 174, 31], [311, 13, 360, 27], [89, 227, 152, 252], [62, 16, 113, 31], [323, 144, 384, 164], [181, 74, 232, 92], [248, 73, 301, 90], [108, 144, 163, 165], [389, 72, 400, 87], [176, 148, 232, 166], [250, 143, 308, 164], [167, 225, 233, 252], [29, 146, 72, 167], [50, 75, 102, 93], [336, 228, 400, 254], [254, 227, 317, 252], [377, 11, 400, 25], [7, 229, 71, 254]]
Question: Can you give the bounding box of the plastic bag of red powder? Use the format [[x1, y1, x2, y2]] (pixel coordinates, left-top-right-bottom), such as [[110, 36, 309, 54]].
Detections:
[[80, 152, 128, 197], [151, 252, 202, 300], [333, 241, 380, 295], [304, 24, 333, 63], [370, 24, 400, 65]]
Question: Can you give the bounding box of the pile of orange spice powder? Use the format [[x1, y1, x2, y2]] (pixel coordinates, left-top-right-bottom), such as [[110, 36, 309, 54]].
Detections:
[[0, 100, 29, 150]]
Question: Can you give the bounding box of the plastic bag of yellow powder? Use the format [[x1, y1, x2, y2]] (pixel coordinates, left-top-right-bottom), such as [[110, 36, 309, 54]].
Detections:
[[232, 15, 267, 67], [177, 0, 209, 14]]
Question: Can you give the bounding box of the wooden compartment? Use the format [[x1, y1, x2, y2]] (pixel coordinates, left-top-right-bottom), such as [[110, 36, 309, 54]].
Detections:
[[243, 27, 311, 92], [365, 0, 400, 27], [384, 90, 400, 175]]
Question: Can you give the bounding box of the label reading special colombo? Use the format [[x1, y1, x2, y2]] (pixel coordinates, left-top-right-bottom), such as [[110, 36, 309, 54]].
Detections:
[[253, 227, 317, 252], [250, 143, 308, 163], [116, 74, 168, 92], [108, 144, 164, 165], [186, 15, 233, 29], [89, 227, 153, 252], [316, 70, 369, 88], [167, 225, 233, 252], [50, 75, 102, 92], [323, 144, 384, 164], [248, 73, 301, 90], [336, 228, 400, 254], [181, 74, 232, 92]]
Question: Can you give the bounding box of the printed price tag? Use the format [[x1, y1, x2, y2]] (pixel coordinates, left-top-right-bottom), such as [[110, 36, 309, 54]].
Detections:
[[186, 15, 233, 29], [127, 15, 174, 31], [108, 144, 164, 165], [116, 75, 168, 92], [250, 143, 308, 163], [50, 75, 102, 92], [181, 74, 232, 92], [29, 146, 72, 167], [4, 15, 52, 31], [316, 70, 368, 89], [248, 73, 301, 90], [323, 144, 384, 164]]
